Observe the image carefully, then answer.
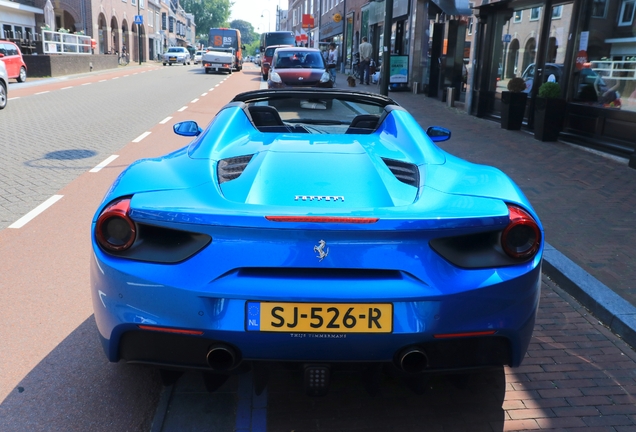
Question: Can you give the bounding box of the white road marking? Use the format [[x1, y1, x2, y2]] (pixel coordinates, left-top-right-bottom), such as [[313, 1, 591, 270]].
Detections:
[[133, 131, 151, 142], [112, 77, 119, 80], [178, 106, 188, 112], [191, 98, 199, 103], [81, 82, 92, 86], [201, 92, 208, 96], [209, 88, 215, 91], [35, 91, 50, 95], [61, 86, 73, 90], [9, 195, 64, 229], [159, 116, 173, 124], [8, 97, 20, 101], [90, 155, 119, 173], [99, 79, 107, 82]]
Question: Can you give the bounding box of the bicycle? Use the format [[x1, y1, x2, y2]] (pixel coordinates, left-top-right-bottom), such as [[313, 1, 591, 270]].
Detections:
[[118, 52, 129, 66]]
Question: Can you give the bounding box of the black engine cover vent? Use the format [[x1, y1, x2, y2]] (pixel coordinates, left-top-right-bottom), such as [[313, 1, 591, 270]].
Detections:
[[218, 155, 254, 184], [382, 158, 420, 187]]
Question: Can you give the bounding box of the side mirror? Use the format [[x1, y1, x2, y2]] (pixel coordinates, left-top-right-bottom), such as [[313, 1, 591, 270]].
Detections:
[[426, 126, 451, 142], [173, 121, 202, 137]]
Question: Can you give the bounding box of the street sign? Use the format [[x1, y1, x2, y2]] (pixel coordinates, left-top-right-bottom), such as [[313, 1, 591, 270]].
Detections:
[[503, 34, 512, 43], [134, 15, 143, 25]]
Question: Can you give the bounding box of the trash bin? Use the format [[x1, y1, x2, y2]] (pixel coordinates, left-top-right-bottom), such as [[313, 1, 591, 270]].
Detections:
[[447, 87, 455, 107]]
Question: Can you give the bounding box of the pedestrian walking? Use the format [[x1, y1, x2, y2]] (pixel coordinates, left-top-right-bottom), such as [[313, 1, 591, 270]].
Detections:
[[358, 37, 373, 85], [327, 43, 338, 84]]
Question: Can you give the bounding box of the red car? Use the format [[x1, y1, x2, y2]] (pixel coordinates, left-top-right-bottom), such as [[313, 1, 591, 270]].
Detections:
[[267, 47, 333, 89], [261, 44, 292, 80], [0, 40, 27, 82]]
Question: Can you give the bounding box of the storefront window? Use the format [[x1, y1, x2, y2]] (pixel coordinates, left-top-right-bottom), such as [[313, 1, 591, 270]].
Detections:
[[572, 0, 636, 111]]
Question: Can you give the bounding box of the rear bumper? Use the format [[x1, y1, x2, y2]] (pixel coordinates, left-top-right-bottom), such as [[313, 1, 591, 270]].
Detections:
[[91, 245, 541, 371]]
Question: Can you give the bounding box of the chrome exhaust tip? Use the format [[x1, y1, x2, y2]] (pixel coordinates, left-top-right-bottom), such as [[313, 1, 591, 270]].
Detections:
[[206, 344, 239, 372], [397, 347, 428, 373]]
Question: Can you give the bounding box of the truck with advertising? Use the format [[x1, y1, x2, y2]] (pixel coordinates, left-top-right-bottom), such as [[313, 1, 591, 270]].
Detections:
[[201, 47, 235, 74], [207, 28, 244, 71]]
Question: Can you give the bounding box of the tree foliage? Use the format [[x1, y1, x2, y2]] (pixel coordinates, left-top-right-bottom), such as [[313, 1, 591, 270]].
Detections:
[[229, 19, 257, 45], [181, 0, 232, 38]]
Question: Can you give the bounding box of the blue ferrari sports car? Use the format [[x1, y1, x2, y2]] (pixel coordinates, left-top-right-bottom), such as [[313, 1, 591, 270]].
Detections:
[[91, 89, 543, 395]]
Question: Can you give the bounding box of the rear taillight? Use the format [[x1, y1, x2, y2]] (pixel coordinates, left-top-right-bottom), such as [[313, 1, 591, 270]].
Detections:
[[501, 205, 541, 259], [95, 198, 136, 252]]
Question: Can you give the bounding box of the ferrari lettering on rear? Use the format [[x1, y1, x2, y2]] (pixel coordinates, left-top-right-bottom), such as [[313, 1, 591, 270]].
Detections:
[[294, 195, 345, 202]]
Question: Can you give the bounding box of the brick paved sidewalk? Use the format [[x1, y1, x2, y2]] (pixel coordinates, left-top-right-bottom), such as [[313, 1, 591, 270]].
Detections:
[[262, 276, 636, 432], [334, 76, 636, 310]]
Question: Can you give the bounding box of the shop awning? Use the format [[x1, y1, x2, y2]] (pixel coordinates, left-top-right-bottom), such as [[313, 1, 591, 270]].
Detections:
[[431, 0, 472, 15]]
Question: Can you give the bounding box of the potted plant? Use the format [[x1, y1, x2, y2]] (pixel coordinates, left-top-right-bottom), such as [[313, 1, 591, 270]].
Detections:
[[501, 77, 528, 130], [534, 81, 566, 141]]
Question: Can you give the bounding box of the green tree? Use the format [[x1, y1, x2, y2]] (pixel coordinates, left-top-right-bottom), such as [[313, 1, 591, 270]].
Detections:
[[181, 0, 232, 38], [229, 19, 257, 45]]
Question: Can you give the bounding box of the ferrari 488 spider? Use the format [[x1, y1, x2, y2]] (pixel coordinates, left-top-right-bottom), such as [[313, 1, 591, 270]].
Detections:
[[91, 89, 543, 394]]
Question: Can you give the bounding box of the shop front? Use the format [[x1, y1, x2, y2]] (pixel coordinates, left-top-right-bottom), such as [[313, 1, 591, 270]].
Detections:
[[472, 0, 636, 164]]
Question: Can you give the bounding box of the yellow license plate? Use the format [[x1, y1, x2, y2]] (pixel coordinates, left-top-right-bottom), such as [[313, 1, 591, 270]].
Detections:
[[246, 302, 392, 333]]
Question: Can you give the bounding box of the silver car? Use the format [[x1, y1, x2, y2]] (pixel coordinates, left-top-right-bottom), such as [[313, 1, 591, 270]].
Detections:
[[162, 47, 191, 66], [0, 60, 8, 110]]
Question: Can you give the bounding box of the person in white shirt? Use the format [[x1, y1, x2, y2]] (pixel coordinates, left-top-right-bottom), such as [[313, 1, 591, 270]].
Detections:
[[327, 43, 338, 84], [358, 37, 373, 85]]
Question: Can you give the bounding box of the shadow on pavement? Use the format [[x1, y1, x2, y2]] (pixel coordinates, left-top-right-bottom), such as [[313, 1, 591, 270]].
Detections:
[[0, 316, 162, 432]]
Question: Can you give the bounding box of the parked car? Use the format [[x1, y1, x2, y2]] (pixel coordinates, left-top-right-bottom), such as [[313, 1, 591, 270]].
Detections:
[[0, 40, 27, 82], [162, 47, 191, 66], [0, 60, 8, 109], [254, 54, 261, 66], [90, 88, 543, 396], [193, 50, 204, 65], [521, 62, 607, 99], [261, 44, 292, 80], [267, 47, 333, 89]]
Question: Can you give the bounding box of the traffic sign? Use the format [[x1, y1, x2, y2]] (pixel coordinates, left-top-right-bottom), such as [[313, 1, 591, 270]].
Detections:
[[503, 34, 511, 43], [134, 15, 143, 25]]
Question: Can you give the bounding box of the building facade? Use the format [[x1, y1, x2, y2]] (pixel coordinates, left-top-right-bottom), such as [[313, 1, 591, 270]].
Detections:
[[0, 0, 196, 61]]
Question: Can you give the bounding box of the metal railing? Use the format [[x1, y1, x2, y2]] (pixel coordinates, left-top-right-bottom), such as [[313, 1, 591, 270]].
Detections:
[[42, 30, 92, 55], [591, 59, 636, 80]]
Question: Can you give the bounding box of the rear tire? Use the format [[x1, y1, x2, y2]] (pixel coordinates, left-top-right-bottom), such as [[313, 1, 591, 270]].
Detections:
[[262, 73, 267, 80], [17, 67, 27, 83]]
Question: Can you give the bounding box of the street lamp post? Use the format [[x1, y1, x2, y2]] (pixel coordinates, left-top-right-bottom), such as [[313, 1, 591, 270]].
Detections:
[[379, 0, 393, 96], [137, 0, 142, 65], [261, 9, 271, 32]]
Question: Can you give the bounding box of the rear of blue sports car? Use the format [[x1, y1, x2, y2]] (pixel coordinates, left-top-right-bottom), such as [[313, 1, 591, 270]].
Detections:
[[91, 90, 543, 393]]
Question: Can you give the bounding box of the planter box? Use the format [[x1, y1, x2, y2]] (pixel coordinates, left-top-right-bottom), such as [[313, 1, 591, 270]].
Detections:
[[501, 91, 528, 130], [534, 97, 567, 141]]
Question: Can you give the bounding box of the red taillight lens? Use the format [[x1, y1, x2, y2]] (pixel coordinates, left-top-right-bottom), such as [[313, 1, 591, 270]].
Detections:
[[501, 205, 541, 259], [95, 198, 136, 252]]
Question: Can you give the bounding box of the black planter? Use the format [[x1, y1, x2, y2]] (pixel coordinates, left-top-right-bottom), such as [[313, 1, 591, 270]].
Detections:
[[534, 97, 567, 141], [500, 91, 528, 130]]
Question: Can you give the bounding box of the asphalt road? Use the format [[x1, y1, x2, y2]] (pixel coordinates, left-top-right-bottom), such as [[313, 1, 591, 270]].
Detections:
[[0, 62, 250, 431]]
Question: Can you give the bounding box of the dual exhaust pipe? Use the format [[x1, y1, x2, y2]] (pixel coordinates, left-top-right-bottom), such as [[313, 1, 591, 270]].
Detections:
[[206, 344, 428, 374]]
